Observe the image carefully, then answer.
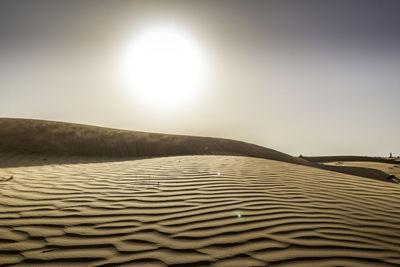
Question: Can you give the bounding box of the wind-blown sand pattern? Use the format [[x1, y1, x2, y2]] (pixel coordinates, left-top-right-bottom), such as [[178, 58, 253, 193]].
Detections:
[[1, 155, 400, 266]]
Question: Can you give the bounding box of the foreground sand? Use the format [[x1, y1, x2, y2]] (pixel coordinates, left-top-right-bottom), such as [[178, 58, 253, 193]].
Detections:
[[1, 155, 400, 266]]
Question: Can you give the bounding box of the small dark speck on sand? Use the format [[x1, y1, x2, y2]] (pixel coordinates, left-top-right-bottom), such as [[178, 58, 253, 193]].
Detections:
[[1, 175, 13, 182]]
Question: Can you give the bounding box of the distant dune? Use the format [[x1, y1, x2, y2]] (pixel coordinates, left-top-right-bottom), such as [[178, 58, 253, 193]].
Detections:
[[0, 118, 307, 165], [302, 155, 400, 165], [0, 118, 395, 182], [322, 161, 400, 183], [302, 156, 400, 183]]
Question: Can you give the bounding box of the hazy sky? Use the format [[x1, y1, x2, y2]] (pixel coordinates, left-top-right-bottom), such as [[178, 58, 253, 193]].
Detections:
[[1, 0, 399, 156]]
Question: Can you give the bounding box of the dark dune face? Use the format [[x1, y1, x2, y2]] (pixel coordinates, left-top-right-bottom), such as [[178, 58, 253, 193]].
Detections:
[[303, 156, 400, 165], [0, 118, 307, 165], [0, 156, 400, 266]]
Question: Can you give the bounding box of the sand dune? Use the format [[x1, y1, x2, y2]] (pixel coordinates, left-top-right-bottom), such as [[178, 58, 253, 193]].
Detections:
[[1, 118, 400, 265], [303, 156, 400, 165], [324, 161, 400, 182], [1, 155, 400, 266], [302, 156, 400, 183], [0, 118, 308, 166], [0, 118, 395, 183]]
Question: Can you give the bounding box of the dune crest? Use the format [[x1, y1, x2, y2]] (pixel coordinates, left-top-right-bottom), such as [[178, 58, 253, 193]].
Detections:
[[0, 118, 307, 165]]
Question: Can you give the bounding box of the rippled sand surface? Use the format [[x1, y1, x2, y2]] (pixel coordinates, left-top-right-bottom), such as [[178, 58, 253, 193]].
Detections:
[[1, 155, 400, 266]]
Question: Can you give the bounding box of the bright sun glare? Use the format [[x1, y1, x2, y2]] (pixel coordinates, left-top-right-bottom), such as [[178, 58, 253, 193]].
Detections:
[[121, 24, 206, 108]]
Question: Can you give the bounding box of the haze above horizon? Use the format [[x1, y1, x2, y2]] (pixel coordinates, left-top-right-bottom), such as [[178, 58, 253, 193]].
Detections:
[[1, 0, 399, 157]]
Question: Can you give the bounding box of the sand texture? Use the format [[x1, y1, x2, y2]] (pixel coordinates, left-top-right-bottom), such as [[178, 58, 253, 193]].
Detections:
[[1, 155, 400, 266]]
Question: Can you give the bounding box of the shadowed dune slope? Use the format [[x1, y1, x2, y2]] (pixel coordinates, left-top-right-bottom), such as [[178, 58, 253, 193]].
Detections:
[[0, 156, 400, 266], [301, 156, 399, 182], [0, 118, 309, 166], [318, 164, 396, 183], [323, 161, 400, 182], [303, 156, 400, 165]]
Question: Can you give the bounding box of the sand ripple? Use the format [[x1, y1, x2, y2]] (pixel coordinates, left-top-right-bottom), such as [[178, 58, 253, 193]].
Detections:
[[1, 156, 400, 266]]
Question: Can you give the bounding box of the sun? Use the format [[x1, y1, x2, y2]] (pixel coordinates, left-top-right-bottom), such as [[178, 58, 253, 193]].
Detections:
[[121, 24, 206, 108]]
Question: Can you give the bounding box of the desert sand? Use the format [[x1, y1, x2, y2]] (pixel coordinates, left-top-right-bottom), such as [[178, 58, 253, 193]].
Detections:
[[323, 161, 400, 182], [1, 119, 400, 266]]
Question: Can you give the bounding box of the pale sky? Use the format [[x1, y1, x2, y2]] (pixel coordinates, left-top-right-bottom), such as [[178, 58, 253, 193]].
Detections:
[[1, 0, 399, 156]]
